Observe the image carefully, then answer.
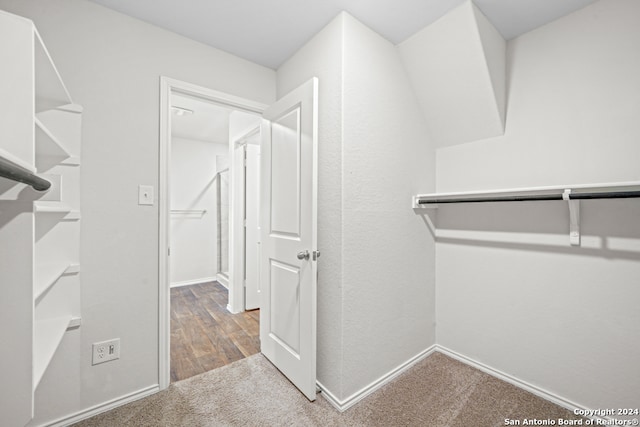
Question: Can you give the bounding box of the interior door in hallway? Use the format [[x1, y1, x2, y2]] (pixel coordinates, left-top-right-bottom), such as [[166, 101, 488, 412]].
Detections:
[[260, 77, 318, 401]]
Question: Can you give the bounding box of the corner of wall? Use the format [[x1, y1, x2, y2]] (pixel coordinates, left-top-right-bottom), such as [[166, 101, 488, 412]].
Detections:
[[340, 11, 436, 400], [276, 11, 347, 401], [471, 2, 507, 129]]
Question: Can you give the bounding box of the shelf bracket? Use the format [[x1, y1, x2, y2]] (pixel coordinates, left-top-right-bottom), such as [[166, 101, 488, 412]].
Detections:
[[412, 195, 438, 209], [563, 189, 580, 246]]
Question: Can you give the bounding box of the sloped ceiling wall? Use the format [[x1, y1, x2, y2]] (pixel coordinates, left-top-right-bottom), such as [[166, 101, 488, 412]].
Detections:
[[398, 0, 506, 148]]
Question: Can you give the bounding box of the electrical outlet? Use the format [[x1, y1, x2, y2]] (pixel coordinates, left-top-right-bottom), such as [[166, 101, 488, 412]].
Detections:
[[92, 338, 120, 365]]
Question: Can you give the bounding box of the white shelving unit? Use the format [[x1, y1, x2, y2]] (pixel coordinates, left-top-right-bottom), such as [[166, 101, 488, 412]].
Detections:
[[413, 181, 640, 246], [34, 263, 81, 302], [33, 315, 73, 388], [34, 200, 81, 218], [0, 146, 37, 173], [0, 10, 82, 426]]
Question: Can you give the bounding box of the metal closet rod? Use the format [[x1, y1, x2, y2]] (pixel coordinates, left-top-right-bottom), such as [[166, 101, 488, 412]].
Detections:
[[0, 156, 51, 192], [417, 190, 640, 205]]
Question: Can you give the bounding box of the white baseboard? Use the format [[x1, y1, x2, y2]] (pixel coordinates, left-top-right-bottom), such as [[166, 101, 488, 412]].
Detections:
[[319, 344, 609, 424], [318, 344, 437, 412], [216, 273, 229, 288], [35, 346, 613, 425], [434, 346, 608, 423], [170, 277, 217, 288], [41, 384, 159, 427], [226, 303, 243, 314]]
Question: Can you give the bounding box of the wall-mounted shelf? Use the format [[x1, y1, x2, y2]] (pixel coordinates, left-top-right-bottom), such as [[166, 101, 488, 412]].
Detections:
[[35, 117, 74, 163], [60, 156, 81, 166], [171, 209, 207, 217], [36, 105, 83, 173], [413, 181, 640, 206], [34, 29, 72, 113], [0, 11, 82, 424], [34, 201, 71, 213], [0, 146, 35, 173], [35, 263, 80, 302], [33, 315, 73, 388], [33, 201, 80, 219], [413, 181, 640, 246]]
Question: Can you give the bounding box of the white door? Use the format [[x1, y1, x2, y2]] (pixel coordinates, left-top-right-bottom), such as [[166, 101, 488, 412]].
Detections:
[[244, 143, 261, 310], [260, 77, 318, 401]]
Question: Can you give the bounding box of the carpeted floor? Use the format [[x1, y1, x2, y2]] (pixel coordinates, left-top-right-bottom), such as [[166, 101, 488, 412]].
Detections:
[[73, 352, 583, 426]]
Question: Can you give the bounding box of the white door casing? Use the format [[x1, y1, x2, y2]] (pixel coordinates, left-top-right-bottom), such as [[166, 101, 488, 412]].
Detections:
[[231, 125, 260, 313], [260, 77, 318, 401], [159, 76, 267, 390], [245, 143, 261, 310]]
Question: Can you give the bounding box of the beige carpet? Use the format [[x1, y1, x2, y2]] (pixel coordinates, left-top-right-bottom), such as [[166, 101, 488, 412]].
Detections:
[[73, 352, 583, 426]]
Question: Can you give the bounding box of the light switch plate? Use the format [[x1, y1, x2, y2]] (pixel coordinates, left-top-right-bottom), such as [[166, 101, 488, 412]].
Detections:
[[138, 185, 154, 205]]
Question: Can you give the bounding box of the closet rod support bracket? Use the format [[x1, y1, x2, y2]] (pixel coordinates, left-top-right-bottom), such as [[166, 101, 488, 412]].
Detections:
[[412, 195, 438, 209], [563, 189, 580, 246]]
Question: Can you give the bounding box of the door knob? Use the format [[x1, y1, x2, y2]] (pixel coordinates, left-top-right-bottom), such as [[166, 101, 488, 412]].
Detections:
[[297, 250, 310, 260]]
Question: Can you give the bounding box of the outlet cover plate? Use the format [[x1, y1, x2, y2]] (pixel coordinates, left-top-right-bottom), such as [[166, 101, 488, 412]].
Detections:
[[92, 338, 120, 365]]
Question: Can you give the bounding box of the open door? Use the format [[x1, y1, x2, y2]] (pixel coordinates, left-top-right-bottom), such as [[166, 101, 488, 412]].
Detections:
[[260, 77, 318, 401]]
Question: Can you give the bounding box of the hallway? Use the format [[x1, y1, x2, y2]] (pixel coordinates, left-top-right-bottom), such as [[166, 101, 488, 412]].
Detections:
[[170, 281, 260, 382]]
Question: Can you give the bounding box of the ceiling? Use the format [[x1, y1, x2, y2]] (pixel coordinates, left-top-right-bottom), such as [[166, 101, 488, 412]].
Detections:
[[88, 0, 598, 69]]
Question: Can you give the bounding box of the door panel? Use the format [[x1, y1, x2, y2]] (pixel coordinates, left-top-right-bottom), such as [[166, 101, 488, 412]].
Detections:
[[270, 108, 301, 237], [269, 260, 301, 355], [260, 77, 318, 401]]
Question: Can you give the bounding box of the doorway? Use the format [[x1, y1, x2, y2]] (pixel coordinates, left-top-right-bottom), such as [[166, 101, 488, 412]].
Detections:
[[159, 77, 267, 388], [160, 76, 319, 399], [169, 93, 230, 288]]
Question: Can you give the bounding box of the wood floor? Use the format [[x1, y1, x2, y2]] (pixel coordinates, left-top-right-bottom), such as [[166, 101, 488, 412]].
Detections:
[[170, 281, 260, 383]]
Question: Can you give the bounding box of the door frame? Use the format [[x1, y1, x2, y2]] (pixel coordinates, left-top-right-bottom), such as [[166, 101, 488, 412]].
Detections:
[[230, 125, 261, 313], [158, 76, 266, 389]]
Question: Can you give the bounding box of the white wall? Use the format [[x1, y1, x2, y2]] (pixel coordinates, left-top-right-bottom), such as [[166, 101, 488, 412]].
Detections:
[[340, 15, 436, 400], [170, 137, 227, 286], [277, 14, 346, 398], [398, 1, 506, 147], [435, 0, 640, 411], [277, 12, 436, 403], [4, 0, 635, 420], [0, 0, 275, 424]]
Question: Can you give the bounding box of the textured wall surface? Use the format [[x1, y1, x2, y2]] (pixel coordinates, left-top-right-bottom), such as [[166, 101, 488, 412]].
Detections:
[[399, 1, 506, 147], [277, 14, 347, 398], [0, 0, 275, 425], [435, 0, 640, 411], [277, 13, 437, 402], [2, 0, 637, 422], [341, 14, 436, 400]]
